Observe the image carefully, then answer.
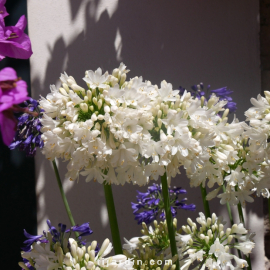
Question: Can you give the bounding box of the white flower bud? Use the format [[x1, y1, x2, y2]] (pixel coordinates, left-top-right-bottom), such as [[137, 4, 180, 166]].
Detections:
[[59, 87, 68, 96], [89, 105, 94, 112], [91, 114, 97, 121], [219, 224, 224, 232], [84, 96, 89, 102], [205, 236, 209, 244], [95, 122, 101, 130], [98, 114, 104, 120], [87, 90, 92, 100], [104, 105, 110, 113], [75, 263, 80, 270], [199, 234, 205, 239], [112, 68, 119, 78], [226, 228, 231, 236], [67, 78, 76, 85], [93, 97, 98, 105], [227, 235, 233, 243], [80, 103, 88, 113], [157, 110, 162, 118], [91, 240, 97, 251], [98, 99, 103, 110], [85, 253, 89, 262], [222, 108, 229, 119], [201, 96, 205, 107], [220, 231, 224, 238], [71, 243, 77, 258], [71, 84, 84, 92], [158, 118, 162, 128], [98, 238, 110, 257], [77, 247, 84, 261], [120, 73, 126, 86], [63, 83, 70, 92], [64, 253, 73, 266], [211, 225, 216, 232]]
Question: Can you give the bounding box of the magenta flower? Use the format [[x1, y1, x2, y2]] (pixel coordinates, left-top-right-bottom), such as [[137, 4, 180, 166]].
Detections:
[[0, 15, 33, 60], [0, 0, 8, 19], [0, 67, 29, 146]]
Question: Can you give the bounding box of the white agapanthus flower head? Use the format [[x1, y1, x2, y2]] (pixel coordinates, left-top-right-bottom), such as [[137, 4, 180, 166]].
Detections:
[[40, 63, 234, 186], [197, 90, 270, 207], [176, 212, 255, 270]]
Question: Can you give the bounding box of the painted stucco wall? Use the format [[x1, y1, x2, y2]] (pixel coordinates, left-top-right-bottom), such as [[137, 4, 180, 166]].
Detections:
[[27, 0, 263, 268]]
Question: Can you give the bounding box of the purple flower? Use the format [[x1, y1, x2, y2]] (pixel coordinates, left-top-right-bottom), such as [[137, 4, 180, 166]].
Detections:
[[9, 98, 43, 156], [0, 67, 29, 146], [0, 0, 8, 18], [132, 183, 196, 225], [0, 15, 33, 60], [22, 230, 44, 251], [179, 83, 237, 113], [71, 222, 93, 237]]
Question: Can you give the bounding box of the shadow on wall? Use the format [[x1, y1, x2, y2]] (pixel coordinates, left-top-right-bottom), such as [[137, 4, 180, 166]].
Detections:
[[32, 0, 261, 258]]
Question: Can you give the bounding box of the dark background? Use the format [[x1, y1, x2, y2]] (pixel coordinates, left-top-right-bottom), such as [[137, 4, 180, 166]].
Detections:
[[0, 0, 37, 269]]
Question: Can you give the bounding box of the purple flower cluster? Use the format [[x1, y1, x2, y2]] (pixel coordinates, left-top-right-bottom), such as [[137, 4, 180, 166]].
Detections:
[[9, 98, 43, 156], [22, 220, 96, 252], [179, 82, 237, 113], [132, 183, 196, 224]]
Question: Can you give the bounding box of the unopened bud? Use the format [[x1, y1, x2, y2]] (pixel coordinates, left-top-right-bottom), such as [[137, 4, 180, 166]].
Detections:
[[120, 73, 126, 86], [80, 103, 88, 113], [59, 87, 68, 96], [112, 68, 119, 78], [87, 90, 92, 100], [71, 84, 85, 92], [63, 83, 70, 92], [89, 105, 94, 112], [201, 96, 205, 107], [222, 108, 229, 119], [227, 235, 233, 244], [95, 122, 101, 130], [205, 236, 209, 244], [98, 99, 103, 110], [158, 118, 162, 128], [93, 97, 98, 105]]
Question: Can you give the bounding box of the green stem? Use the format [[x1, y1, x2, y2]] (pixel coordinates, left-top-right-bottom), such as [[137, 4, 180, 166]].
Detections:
[[237, 202, 252, 270], [237, 202, 245, 224], [103, 182, 122, 254], [161, 172, 179, 270], [222, 185, 242, 258], [200, 184, 211, 218], [222, 185, 234, 226], [52, 160, 78, 237]]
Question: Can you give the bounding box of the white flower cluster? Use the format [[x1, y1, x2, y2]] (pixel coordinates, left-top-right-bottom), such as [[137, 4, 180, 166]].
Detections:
[[176, 212, 255, 270], [40, 63, 236, 185], [20, 237, 133, 270], [192, 90, 270, 207]]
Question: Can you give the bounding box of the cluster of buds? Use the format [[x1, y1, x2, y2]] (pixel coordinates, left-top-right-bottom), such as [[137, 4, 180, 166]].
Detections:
[[176, 213, 255, 270], [123, 219, 180, 270]]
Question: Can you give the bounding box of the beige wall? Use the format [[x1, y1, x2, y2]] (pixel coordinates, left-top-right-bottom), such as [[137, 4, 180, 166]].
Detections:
[[28, 0, 263, 268]]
